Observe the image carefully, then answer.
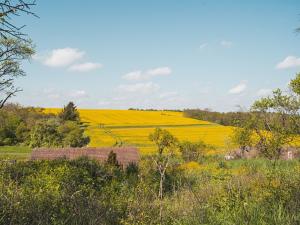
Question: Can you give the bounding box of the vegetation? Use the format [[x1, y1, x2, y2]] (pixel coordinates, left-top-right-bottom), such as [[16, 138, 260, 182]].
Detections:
[[58, 101, 80, 122], [0, 1, 299, 224], [1, 73, 300, 224], [45, 108, 233, 154], [183, 109, 252, 126], [232, 73, 300, 161], [0, 152, 299, 224], [0, 0, 36, 108], [179, 140, 208, 162], [0, 103, 89, 149]]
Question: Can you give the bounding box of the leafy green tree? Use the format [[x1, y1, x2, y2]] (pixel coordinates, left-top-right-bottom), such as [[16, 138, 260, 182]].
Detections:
[[57, 121, 90, 147], [106, 151, 120, 167], [232, 73, 300, 161], [0, 38, 34, 108], [149, 128, 178, 222], [0, 110, 20, 145], [30, 119, 90, 148], [231, 119, 254, 156], [0, 0, 37, 108], [58, 102, 80, 122], [29, 119, 63, 148]]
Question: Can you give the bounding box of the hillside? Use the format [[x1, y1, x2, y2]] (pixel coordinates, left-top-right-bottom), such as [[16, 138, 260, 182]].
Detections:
[[45, 109, 234, 154]]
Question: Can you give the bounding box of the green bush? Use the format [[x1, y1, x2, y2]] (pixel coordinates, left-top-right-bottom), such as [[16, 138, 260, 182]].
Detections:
[[30, 119, 90, 148], [0, 158, 299, 225]]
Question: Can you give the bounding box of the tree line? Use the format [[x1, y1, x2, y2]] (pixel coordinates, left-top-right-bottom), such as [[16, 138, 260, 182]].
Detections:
[[183, 109, 252, 126], [0, 102, 90, 148]]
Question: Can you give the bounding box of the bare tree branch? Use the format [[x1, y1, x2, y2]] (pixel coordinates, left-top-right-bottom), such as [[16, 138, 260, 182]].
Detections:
[[0, 1, 36, 108]]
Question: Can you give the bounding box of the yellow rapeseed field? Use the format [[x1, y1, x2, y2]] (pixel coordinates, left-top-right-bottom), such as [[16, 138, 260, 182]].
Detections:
[[44, 109, 233, 154]]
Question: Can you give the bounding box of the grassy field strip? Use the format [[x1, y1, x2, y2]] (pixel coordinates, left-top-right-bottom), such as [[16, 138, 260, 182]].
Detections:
[[0, 146, 31, 160]]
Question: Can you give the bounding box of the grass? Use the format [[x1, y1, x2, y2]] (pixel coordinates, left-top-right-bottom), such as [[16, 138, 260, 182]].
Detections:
[[0, 146, 31, 160]]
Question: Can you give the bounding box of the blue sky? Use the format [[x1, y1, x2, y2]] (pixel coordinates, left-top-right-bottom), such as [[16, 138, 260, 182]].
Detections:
[[11, 0, 300, 111]]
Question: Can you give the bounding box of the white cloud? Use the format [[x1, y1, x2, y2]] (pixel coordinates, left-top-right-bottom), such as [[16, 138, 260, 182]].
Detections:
[[147, 67, 172, 76], [44, 48, 85, 67], [122, 67, 172, 81], [199, 43, 207, 49], [229, 82, 247, 94], [68, 62, 103, 72], [118, 82, 160, 94], [98, 100, 111, 106], [122, 71, 143, 80], [159, 91, 178, 99], [276, 56, 300, 69], [69, 90, 88, 98], [256, 88, 272, 97], [220, 40, 233, 48]]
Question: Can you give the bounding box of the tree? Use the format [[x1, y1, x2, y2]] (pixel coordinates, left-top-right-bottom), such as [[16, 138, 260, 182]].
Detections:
[[0, 38, 34, 108], [58, 102, 80, 122], [231, 119, 254, 156], [29, 119, 63, 148], [30, 119, 90, 148], [57, 121, 90, 147], [149, 128, 178, 222], [0, 1, 37, 108], [232, 73, 300, 162], [0, 0, 37, 40], [106, 151, 120, 168]]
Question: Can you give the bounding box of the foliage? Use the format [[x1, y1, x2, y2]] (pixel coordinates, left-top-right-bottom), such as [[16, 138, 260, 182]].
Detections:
[[0, 0, 37, 108], [179, 140, 207, 162], [149, 128, 178, 154], [149, 128, 178, 222], [0, 104, 52, 146], [231, 74, 300, 160], [30, 119, 90, 148], [57, 121, 90, 147], [0, 103, 90, 148], [29, 119, 63, 148], [0, 156, 299, 225], [0, 38, 35, 108], [106, 150, 120, 167], [58, 101, 80, 122], [184, 108, 251, 126]]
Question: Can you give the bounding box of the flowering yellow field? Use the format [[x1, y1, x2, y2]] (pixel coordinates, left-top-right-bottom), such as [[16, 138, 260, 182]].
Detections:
[[45, 109, 233, 154]]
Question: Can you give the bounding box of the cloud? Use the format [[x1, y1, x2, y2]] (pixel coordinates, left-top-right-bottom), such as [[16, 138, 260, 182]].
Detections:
[[229, 82, 247, 94], [159, 91, 178, 99], [44, 48, 85, 67], [276, 56, 300, 69], [98, 100, 111, 106], [256, 88, 272, 97], [122, 67, 172, 81], [117, 82, 160, 94], [220, 40, 233, 48], [122, 71, 142, 80], [68, 90, 88, 98], [147, 67, 172, 76], [199, 43, 207, 49], [68, 62, 103, 72]]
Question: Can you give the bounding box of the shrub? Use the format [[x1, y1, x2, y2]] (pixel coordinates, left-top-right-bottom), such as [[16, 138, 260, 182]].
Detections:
[[179, 140, 206, 162]]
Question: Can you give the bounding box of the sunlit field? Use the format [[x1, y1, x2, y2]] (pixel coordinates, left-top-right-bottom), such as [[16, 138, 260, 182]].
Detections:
[[45, 109, 233, 154]]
